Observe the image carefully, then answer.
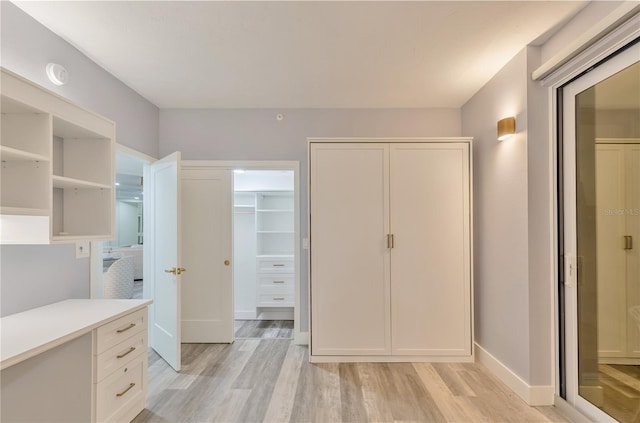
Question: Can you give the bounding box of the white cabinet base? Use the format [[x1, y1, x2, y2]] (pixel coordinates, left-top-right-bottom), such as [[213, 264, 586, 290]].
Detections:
[[309, 354, 474, 363]]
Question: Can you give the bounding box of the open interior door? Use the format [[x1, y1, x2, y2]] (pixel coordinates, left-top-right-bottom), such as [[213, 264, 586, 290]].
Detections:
[[144, 152, 182, 371]]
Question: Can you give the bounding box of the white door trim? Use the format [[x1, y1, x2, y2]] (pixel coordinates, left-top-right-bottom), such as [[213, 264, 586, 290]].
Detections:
[[181, 160, 302, 343]]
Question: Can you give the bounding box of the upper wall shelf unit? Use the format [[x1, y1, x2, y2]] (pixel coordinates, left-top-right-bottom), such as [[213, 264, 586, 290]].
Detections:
[[0, 68, 115, 244]]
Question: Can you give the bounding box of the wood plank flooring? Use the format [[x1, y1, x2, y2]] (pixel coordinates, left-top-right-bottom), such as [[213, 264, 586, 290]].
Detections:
[[133, 340, 571, 423], [599, 364, 640, 423]]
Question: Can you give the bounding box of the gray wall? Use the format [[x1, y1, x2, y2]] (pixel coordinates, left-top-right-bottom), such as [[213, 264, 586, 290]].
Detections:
[[461, 45, 555, 386], [160, 108, 462, 330], [462, 49, 532, 381], [460, 0, 634, 388], [0, 2, 159, 157], [0, 3, 159, 316]]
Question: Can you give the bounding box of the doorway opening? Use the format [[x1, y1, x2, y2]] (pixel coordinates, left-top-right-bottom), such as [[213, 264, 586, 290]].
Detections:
[[233, 169, 295, 340]]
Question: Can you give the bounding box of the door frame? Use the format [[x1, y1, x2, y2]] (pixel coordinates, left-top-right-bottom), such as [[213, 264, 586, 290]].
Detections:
[[181, 160, 302, 344], [543, 19, 639, 420]]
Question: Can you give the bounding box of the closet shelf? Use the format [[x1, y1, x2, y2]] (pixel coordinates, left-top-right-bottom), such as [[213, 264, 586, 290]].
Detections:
[[0, 206, 49, 216], [52, 176, 111, 190], [0, 146, 49, 162]]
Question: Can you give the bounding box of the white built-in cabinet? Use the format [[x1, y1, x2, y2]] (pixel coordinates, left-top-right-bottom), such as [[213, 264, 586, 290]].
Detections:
[[1, 300, 150, 423], [309, 138, 472, 362], [0, 68, 114, 244], [596, 142, 640, 363], [234, 190, 295, 317], [256, 192, 295, 307]]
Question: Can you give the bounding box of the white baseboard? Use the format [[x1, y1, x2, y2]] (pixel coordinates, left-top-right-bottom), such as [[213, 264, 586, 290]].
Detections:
[[475, 343, 554, 406], [295, 331, 309, 346], [599, 356, 640, 365], [234, 310, 257, 320], [258, 310, 294, 320]]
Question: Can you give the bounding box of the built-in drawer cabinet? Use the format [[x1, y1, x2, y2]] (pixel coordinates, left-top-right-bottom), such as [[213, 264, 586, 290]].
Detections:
[[94, 308, 148, 423], [95, 332, 146, 382], [257, 274, 294, 290], [256, 257, 294, 274], [257, 292, 295, 307], [96, 308, 146, 353], [256, 256, 294, 308], [95, 356, 146, 423]]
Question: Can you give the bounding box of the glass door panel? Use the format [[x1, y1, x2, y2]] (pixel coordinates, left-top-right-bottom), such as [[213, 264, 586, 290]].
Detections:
[[563, 47, 639, 422]]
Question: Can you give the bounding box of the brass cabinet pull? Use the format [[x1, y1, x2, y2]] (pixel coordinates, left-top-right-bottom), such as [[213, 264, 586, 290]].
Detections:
[[117, 347, 136, 359], [165, 267, 187, 275], [116, 383, 135, 397], [273, 280, 285, 284], [625, 235, 633, 250], [387, 234, 395, 249], [116, 323, 136, 333], [273, 297, 285, 300], [272, 264, 285, 267]]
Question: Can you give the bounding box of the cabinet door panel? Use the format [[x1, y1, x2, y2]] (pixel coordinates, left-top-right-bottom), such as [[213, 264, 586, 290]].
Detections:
[[310, 143, 391, 355], [595, 145, 627, 358], [390, 143, 471, 355]]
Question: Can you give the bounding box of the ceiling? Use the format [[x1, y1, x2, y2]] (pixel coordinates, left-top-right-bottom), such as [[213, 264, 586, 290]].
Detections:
[[13, 1, 588, 109]]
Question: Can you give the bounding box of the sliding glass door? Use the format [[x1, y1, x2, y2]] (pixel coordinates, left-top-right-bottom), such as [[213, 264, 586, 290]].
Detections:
[[561, 44, 639, 422]]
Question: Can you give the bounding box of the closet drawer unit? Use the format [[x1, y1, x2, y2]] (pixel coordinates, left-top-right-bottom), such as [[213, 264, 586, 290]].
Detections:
[[256, 257, 294, 273], [95, 356, 145, 423], [257, 292, 294, 307], [257, 274, 294, 290], [96, 308, 146, 354], [95, 331, 147, 383]]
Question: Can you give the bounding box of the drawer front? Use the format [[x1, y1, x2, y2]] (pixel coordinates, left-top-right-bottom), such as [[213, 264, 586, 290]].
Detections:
[[96, 308, 146, 354], [256, 257, 294, 273], [257, 292, 294, 307], [257, 274, 294, 290], [96, 331, 147, 383], [95, 357, 145, 423]]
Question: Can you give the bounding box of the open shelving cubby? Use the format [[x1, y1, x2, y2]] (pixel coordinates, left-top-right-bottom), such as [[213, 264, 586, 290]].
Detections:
[[1, 68, 115, 244]]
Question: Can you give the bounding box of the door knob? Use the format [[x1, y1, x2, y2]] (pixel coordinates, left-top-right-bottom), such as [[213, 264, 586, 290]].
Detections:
[[165, 267, 187, 275], [224, 260, 230, 266]]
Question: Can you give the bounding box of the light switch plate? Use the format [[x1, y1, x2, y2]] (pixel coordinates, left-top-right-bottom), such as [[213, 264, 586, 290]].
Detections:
[[75, 241, 90, 259]]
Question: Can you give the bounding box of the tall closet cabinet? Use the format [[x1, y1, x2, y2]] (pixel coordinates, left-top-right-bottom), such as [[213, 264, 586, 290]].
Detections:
[[309, 138, 472, 362]]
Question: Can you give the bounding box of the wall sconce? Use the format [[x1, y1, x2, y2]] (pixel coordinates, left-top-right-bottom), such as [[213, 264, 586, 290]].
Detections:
[[497, 117, 516, 141], [46, 63, 68, 86]]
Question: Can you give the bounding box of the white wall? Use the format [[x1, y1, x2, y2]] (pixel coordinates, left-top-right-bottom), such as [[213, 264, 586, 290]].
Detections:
[[160, 108, 462, 331], [0, 3, 159, 316], [116, 201, 140, 247]]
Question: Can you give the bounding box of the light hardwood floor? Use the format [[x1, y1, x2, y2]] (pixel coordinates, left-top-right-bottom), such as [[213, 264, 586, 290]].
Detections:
[[599, 364, 640, 423], [235, 320, 294, 340], [133, 340, 571, 423]]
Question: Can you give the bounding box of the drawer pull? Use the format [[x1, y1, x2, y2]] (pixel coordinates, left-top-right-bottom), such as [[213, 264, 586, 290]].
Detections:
[[273, 280, 285, 284], [117, 347, 136, 359], [116, 383, 135, 397], [116, 323, 136, 333], [272, 264, 285, 267], [273, 297, 285, 300]]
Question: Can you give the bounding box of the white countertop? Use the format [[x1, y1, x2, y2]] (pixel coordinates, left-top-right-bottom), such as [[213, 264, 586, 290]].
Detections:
[[0, 299, 152, 370]]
